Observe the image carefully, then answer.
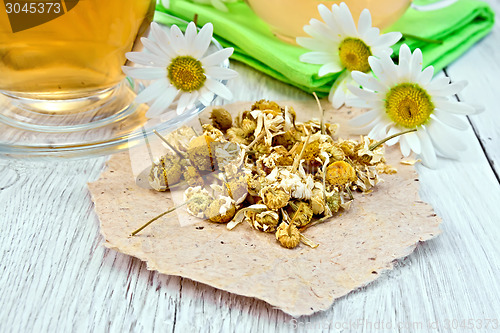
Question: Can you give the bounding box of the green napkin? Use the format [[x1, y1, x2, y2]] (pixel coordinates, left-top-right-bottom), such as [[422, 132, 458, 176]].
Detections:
[[155, 0, 494, 95]]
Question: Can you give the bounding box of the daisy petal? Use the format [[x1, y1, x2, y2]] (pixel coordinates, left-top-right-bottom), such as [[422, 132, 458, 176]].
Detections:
[[373, 31, 402, 48], [417, 66, 434, 86], [362, 27, 381, 45], [435, 100, 478, 115], [199, 87, 215, 106], [352, 71, 387, 92], [184, 22, 198, 50], [409, 48, 423, 81], [126, 51, 169, 67], [368, 120, 390, 140], [122, 66, 166, 80], [150, 25, 178, 59], [348, 109, 382, 127], [427, 120, 465, 158], [345, 96, 371, 108], [141, 37, 168, 58], [205, 66, 238, 80], [429, 80, 467, 97], [433, 110, 469, 130], [348, 85, 379, 102], [416, 128, 437, 168], [297, 37, 333, 52], [399, 135, 411, 157], [205, 79, 233, 100], [318, 62, 343, 76], [336, 3, 357, 36], [357, 9, 372, 36], [169, 24, 188, 54], [176, 91, 198, 114], [135, 79, 170, 104], [427, 77, 450, 91], [201, 48, 233, 67], [329, 71, 348, 108], [386, 126, 402, 146], [146, 87, 178, 118], [318, 4, 342, 35], [405, 131, 422, 155], [300, 51, 335, 65], [192, 23, 213, 58], [348, 115, 381, 135]]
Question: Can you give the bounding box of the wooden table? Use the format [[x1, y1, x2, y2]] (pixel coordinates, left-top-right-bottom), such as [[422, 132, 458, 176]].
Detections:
[[1, 2, 499, 331]]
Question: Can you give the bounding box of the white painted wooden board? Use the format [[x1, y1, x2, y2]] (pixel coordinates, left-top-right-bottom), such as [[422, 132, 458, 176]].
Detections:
[[1, 2, 500, 331]]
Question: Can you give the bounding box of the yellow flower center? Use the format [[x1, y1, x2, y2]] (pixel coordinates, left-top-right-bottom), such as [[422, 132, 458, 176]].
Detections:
[[326, 161, 356, 186], [385, 83, 434, 128], [338, 38, 372, 72], [167, 56, 206, 92]]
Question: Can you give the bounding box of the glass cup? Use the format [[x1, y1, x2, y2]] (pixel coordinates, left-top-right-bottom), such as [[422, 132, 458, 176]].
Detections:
[[0, 0, 156, 132], [244, 0, 456, 44]]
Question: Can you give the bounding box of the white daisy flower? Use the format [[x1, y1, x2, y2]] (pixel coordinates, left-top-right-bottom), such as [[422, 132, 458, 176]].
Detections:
[[122, 22, 238, 118], [296, 2, 401, 109], [347, 44, 483, 167]]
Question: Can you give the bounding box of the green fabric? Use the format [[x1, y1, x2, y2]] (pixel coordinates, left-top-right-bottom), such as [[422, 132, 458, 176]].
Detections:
[[155, 0, 494, 96]]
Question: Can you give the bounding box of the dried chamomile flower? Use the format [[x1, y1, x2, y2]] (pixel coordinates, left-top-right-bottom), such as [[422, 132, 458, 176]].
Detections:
[[338, 139, 358, 158], [250, 106, 291, 146], [166, 126, 198, 153], [205, 196, 236, 223], [273, 128, 303, 149], [254, 142, 271, 155], [326, 161, 357, 186], [246, 174, 263, 196], [226, 127, 249, 145], [240, 118, 257, 136], [202, 124, 225, 142], [353, 165, 380, 192], [187, 134, 216, 171], [149, 153, 182, 191], [310, 184, 325, 215], [290, 164, 315, 200], [297, 140, 323, 172], [212, 141, 242, 169], [320, 142, 345, 162], [183, 165, 204, 187], [252, 99, 281, 113], [188, 193, 213, 218], [253, 210, 280, 233], [209, 107, 233, 131], [325, 189, 341, 215], [261, 186, 290, 210], [226, 176, 248, 205], [275, 222, 300, 249], [260, 146, 293, 169], [289, 201, 313, 227], [355, 136, 385, 165]]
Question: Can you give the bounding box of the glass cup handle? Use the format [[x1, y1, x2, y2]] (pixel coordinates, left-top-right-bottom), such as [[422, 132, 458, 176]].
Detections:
[[411, 0, 458, 11]]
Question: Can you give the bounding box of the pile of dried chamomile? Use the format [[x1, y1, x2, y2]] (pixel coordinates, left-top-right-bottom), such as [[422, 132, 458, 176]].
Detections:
[[145, 100, 396, 249]]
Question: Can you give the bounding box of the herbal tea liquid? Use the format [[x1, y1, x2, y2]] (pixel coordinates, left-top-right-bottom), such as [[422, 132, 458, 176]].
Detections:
[[0, 0, 155, 99]]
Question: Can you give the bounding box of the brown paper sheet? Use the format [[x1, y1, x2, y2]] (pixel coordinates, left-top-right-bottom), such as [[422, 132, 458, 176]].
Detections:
[[88, 101, 441, 316]]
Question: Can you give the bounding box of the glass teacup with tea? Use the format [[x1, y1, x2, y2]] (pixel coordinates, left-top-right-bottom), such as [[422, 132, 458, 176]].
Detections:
[[0, 0, 156, 148]]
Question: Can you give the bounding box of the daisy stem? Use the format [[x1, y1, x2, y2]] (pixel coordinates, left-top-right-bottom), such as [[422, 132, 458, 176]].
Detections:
[[402, 33, 443, 45], [153, 130, 185, 159], [369, 128, 417, 151], [130, 199, 192, 236]]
